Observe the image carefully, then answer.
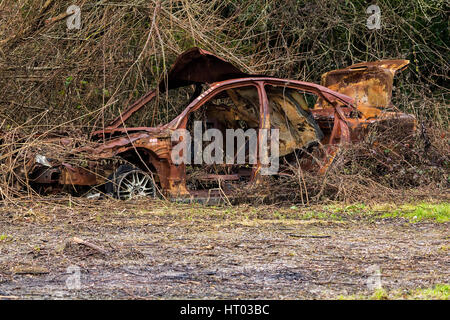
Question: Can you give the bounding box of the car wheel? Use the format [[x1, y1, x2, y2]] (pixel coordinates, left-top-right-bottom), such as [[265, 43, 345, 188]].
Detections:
[[115, 168, 156, 200]]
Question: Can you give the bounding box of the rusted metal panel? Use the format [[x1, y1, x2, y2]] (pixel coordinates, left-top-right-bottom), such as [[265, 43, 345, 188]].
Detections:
[[316, 60, 409, 118], [159, 47, 249, 91], [59, 164, 98, 186]]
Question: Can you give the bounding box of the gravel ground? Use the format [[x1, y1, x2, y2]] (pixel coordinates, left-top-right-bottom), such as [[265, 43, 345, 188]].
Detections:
[[0, 199, 448, 299]]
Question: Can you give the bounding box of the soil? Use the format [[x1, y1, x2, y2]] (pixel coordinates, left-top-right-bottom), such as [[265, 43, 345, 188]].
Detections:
[[0, 198, 448, 299]]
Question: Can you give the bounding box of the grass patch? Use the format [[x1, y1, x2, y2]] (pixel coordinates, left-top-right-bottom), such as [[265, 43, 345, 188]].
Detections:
[[0, 234, 12, 242], [378, 202, 449, 223], [412, 284, 449, 299], [338, 284, 449, 300], [285, 202, 449, 223]]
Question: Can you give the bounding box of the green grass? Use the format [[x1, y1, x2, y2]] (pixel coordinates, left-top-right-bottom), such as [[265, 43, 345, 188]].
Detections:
[[338, 284, 449, 300], [307, 202, 449, 223], [283, 202, 449, 223], [0, 234, 12, 242], [202, 201, 449, 223], [371, 288, 390, 300], [378, 202, 450, 223], [413, 284, 449, 300]]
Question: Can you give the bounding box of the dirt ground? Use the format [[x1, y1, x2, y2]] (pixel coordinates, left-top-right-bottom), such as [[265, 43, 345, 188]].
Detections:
[[0, 198, 448, 299]]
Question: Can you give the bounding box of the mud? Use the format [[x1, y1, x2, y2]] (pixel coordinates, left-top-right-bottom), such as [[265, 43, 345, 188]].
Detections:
[[0, 199, 448, 299]]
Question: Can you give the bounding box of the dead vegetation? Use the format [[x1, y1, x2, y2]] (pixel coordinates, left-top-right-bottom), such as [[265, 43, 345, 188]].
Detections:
[[0, 115, 448, 204], [0, 0, 448, 126], [0, 0, 448, 204], [0, 1, 448, 200], [0, 1, 448, 301], [229, 122, 449, 205]]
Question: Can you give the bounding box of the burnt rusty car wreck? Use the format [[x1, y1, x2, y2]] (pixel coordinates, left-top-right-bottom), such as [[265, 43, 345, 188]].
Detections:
[[5, 48, 416, 201]]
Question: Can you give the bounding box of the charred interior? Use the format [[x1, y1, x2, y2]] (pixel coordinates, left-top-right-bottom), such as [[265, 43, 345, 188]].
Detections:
[[185, 86, 260, 191]]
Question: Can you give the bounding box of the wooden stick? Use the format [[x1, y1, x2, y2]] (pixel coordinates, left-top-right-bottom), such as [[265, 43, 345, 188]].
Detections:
[[72, 237, 108, 255], [0, 295, 20, 300]]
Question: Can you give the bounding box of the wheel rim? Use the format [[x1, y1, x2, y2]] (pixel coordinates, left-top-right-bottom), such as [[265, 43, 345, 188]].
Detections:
[[116, 170, 156, 200]]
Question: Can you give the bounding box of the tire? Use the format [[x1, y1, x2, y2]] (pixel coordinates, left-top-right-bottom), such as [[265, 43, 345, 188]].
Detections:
[[105, 164, 134, 195]]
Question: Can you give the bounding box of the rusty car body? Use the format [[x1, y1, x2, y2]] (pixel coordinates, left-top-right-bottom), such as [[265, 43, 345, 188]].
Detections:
[[10, 48, 416, 201]]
